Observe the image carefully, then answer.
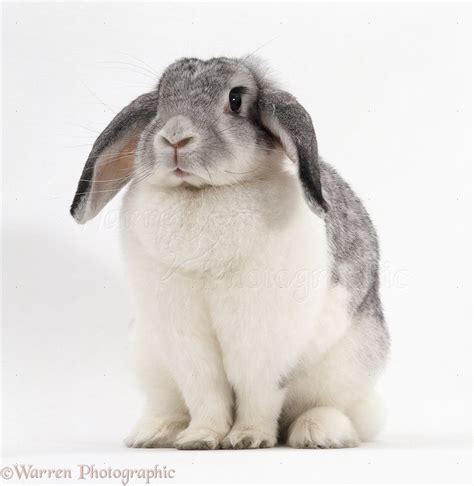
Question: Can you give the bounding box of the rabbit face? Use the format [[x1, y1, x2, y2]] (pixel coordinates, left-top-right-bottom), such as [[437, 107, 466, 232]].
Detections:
[[137, 58, 276, 189], [71, 56, 326, 224]]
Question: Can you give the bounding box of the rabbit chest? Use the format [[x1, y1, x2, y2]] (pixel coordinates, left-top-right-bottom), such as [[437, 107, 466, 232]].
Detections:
[[121, 178, 300, 277]]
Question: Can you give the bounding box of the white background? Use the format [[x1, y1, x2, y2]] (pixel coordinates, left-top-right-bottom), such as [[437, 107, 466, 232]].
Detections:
[[1, 2, 472, 484]]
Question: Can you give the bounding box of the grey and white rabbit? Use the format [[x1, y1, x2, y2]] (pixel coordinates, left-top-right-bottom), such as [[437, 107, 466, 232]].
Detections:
[[71, 56, 389, 449]]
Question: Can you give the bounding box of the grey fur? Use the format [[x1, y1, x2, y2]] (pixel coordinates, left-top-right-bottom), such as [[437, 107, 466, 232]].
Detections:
[[258, 88, 327, 213], [320, 160, 390, 363]]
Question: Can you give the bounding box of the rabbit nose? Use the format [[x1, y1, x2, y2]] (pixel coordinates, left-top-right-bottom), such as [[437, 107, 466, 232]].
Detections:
[[157, 115, 196, 150], [160, 135, 193, 149]]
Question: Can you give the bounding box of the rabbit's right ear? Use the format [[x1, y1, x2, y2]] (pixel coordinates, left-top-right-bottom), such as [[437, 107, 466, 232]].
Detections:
[[70, 90, 159, 224]]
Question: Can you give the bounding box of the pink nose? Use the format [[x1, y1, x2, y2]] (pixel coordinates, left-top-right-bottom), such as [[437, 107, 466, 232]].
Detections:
[[161, 136, 193, 149]]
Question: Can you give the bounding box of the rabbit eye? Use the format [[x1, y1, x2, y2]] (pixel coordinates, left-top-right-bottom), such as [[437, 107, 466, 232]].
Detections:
[[229, 88, 242, 113]]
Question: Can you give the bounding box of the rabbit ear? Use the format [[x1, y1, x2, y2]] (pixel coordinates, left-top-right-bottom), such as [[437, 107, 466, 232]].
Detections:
[[70, 91, 159, 224], [258, 89, 328, 213]]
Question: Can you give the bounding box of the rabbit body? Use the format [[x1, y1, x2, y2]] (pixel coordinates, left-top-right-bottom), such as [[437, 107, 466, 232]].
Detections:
[[71, 56, 389, 449], [121, 158, 388, 450]]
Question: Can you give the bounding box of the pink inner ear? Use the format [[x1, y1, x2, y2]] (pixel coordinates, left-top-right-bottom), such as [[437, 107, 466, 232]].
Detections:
[[94, 137, 138, 185], [77, 136, 138, 223]]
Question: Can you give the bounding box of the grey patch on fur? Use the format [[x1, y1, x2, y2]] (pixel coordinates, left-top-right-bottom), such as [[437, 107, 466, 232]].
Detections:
[[278, 374, 290, 389], [320, 160, 390, 366], [278, 363, 299, 389], [230, 385, 237, 422]]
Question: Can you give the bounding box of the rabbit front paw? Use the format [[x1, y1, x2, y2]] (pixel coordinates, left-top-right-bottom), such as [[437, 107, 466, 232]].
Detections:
[[124, 415, 188, 448], [175, 426, 225, 450], [221, 427, 276, 449]]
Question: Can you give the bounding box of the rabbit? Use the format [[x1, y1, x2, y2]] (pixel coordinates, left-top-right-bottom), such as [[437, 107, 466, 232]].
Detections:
[[71, 56, 390, 450]]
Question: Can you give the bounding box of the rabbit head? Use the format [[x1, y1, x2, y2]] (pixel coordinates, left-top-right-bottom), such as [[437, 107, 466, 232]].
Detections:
[[71, 56, 327, 224]]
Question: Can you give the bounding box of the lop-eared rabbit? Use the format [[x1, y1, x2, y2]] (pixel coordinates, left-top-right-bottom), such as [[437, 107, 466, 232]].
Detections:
[[71, 56, 389, 450]]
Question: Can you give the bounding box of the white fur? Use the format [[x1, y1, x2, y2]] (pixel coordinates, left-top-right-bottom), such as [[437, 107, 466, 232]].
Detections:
[[287, 406, 359, 449], [121, 155, 384, 449]]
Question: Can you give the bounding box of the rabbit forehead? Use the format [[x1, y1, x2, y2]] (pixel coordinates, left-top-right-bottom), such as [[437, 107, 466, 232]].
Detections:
[[157, 57, 256, 108]]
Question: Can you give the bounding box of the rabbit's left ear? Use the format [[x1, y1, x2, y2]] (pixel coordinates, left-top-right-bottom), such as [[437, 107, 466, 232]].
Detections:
[[258, 89, 328, 213], [70, 90, 159, 224]]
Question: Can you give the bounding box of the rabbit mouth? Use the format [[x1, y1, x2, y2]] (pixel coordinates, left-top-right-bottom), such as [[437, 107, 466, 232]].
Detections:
[[173, 168, 189, 177]]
